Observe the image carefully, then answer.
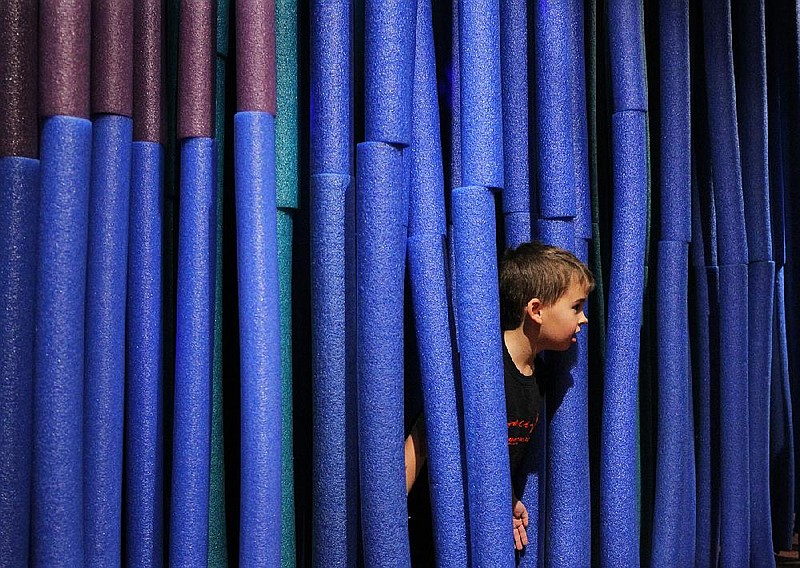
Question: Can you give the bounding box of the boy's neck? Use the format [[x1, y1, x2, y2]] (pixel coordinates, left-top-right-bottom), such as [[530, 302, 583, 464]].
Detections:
[[503, 327, 539, 377]]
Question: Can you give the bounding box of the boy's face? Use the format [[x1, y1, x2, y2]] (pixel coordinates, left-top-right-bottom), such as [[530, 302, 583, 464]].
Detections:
[[535, 279, 589, 351]]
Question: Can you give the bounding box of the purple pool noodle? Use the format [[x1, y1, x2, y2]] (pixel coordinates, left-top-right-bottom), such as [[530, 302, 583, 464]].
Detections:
[[532, 0, 576, 218], [607, 0, 647, 112], [0, 157, 39, 566], [408, 234, 469, 566], [32, 115, 91, 566], [310, 0, 352, 175], [658, 0, 691, 243], [651, 241, 696, 567], [177, 0, 216, 139], [717, 263, 750, 565], [569, 0, 591, 239], [310, 173, 359, 567], [409, 0, 446, 237], [233, 111, 282, 565], [499, 0, 529, 215], [364, 0, 415, 146], [599, 110, 647, 568], [125, 141, 164, 567], [169, 137, 216, 566], [451, 185, 515, 567], [504, 211, 532, 249], [770, 267, 794, 551], [450, 0, 461, 189], [459, 0, 503, 189], [84, 114, 132, 566], [236, 0, 277, 114], [91, 0, 133, 116], [133, 0, 164, 143], [733, 0, 772, 262], [747, 260, 775, 566], [40, 0, 90, 119], [0, 0, 38, 158], [701, 0, 748, 266]]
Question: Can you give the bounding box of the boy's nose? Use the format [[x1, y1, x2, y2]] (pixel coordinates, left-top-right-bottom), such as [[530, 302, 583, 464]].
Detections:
[[578, 312, 588, 326]]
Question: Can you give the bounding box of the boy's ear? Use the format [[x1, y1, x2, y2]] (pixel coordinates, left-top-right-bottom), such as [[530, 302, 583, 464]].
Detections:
[[526, 298, 543, 324]]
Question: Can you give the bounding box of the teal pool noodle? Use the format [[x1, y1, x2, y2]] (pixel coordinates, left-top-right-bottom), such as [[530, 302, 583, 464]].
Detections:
[[276, 0, 299, 209]]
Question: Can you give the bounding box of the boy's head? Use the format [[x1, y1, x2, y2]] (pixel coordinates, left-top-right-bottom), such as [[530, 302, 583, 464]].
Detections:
[[499, 242, 596, 345]]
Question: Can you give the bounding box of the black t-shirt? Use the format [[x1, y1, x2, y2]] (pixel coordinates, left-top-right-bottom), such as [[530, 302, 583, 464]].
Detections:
[[503, 339, 545, 480]]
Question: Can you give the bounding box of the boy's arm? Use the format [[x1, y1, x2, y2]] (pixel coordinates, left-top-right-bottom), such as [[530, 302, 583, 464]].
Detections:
[[404, 414, 427, 494]]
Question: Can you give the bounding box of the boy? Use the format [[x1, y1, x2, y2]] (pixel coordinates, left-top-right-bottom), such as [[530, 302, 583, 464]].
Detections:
[[405, 241, 595, 551]]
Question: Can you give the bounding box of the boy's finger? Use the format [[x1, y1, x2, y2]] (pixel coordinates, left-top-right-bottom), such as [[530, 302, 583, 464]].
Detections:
[[520, 525, 528, 546]]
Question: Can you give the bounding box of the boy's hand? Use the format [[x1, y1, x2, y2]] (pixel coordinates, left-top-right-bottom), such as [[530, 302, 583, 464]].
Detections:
[[512, 496, 529, 551]]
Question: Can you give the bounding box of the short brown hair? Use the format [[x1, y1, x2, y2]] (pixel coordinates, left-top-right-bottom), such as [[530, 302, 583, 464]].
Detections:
[[499, 242, 595, 330]]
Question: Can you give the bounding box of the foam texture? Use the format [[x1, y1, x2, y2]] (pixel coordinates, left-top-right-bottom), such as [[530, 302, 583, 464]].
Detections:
[[169, 136, 216, 566], [84, 115, 133, 566], [125, 141, 165, 566], [133, 0, 165, 143], [277, 210, 296, 568], [40, 0, 90, 118], [504, 210, 532, 248], [599, 110, 648, 567], [234, 112, 283, 565], [537, 218, 575, 252], [364, 0, 415, 145], [516, 394, 546, 568], [0, 0, 38, 157], [650, 241, 695, 566], [409, 0, 446, 237], [275, 0, 299, 208], [356, 141, 411, 567], [31, 116, 91, 566], [91, 0, 133, 116], [499, 0, 529, 215], [717, 263, 750, 565], [607, 0, 647, 112], [701, 0, 748, 265], [236, 0, 277, 114], [459, 0, 504, 189], [770, 267, 794, 550], [451, 185, 515, 567], [732, 0, 772, 262], [747, 260, 775, 566], [310, 0, 352, 175], [570, 0, 591, 238], [533, 0, 576, 218], [407, 233, 469, 567], [309, 173, 359, 567], [217, 0, 230, 55], [450, 1, 462, 189], [658, 0, 691, 242], [0, 157, 39, 566], [177, 0, 216, 138]]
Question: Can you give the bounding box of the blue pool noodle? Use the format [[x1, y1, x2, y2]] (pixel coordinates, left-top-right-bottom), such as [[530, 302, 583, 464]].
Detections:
[[451, 185, 515, 568], [717, 263, 751, 565], [499, 0, 529, 217], [409, 0, 446, 237], [533, 0, 576, 219], [84, 114, 132, 567], [364, 0, 415, 146], [407, 235, 469, 567], [310, 0, 352, 175], [651, 241, 696, 567], [505, 211, 532, 249], [599, 110, 648, 568], [0, 156, 38, 566], [658, 0, 691, 242], [701, 0, 748, 266], [771, 267, 794, 551], [607, 0, 647, 112], [234, 111, 283, 565], [516, 394, 546, 568], [125, 141, 165, 567], [309, 173, 359, 567], [32, 116, 91, 567], [356, 142, 411, 567], [459, 0, 503, 189], [169, 136, 216, 567], [570, 0, 591, 239], [450, 0, 462, 189]]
